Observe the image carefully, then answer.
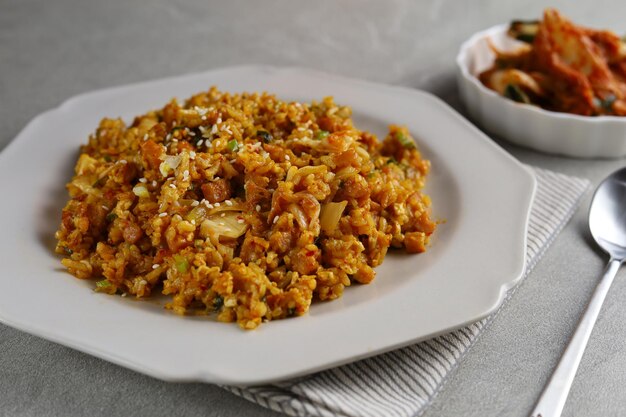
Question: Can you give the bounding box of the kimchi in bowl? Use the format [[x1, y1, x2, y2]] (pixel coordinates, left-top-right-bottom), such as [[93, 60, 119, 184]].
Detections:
[[456, 16, 626, 158]]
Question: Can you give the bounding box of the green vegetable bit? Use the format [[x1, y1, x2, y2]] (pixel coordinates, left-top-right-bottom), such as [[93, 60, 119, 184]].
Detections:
[[598, 94, 616, 112], [106, 213, 118, 222], [257, 130, 273, 142], [96, 280, 111, 288], [515, 33, 536, 43], [213, 295, 224, 311], [315, 130, 329, 140], [504, 84, 531, 104], [395, 132, 416, 149], [509, 20, 539, 44], [227, 139, 239, 152], [174, 254, 190, 273]]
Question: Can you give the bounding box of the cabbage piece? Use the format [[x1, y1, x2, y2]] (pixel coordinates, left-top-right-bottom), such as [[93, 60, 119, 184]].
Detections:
[[320, 201, 348, 234], [200, 211, 248, 239]]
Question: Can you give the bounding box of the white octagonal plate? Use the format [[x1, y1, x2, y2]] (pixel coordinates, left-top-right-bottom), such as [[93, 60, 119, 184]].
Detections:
[[0, 66, 535, 385]]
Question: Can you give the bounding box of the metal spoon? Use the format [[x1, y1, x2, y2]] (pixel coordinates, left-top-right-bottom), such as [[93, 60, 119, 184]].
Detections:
[[530, 167, 626, 417]]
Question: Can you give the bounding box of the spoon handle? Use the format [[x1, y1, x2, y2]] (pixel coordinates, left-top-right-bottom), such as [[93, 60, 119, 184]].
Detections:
[[530, 258, 621, 417]]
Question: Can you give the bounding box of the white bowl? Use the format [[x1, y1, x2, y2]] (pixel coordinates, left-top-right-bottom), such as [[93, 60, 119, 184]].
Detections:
[[456, 24, 626, 159]]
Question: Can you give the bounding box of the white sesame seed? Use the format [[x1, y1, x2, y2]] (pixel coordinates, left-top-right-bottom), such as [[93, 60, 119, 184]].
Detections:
[[158, 212, 167, 217], [152, 264, 160, 269], [217, 117, 222, 124], [190, 219, 196, 225], [229, 159, 236, 164], [201, 115, 207, 120], [143, 133, 149, 141], [183, 170, 189, 177], [206, 203, 214, 209], [189, 151, 196, 159], [214, 202, 220, 207], [225, 200, 233, 206], [273, 215, 279, 224], [119, 159, 128, 164], [219, 222, 225, 226], [237, 219, 245, 224], [191, 200, 199, 207], [206, 141, 213, 148], [285, 155, 290, 161], [255, 205, 261, 212], [172, 138, 178, 143], [152, 180, 157, 187], [220, 213, 226, 217], [139, 178, 147, 183], [210, 125, 218, 135], [188, 131, 196, 136], [196, 140, 203, 147], [101, 205, 109, 210], [169, 183, 177, 189]]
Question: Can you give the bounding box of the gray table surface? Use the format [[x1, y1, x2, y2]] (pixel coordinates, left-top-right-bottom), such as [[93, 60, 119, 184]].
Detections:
[[2, 1, 626, 416]]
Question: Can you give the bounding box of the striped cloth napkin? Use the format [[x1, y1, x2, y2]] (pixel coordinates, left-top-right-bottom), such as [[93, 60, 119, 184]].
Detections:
[[226, 166, 589, 417]]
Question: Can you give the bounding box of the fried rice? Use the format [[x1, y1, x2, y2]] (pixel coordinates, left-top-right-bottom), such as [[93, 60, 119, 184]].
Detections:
[[55, 87, 437, 329]]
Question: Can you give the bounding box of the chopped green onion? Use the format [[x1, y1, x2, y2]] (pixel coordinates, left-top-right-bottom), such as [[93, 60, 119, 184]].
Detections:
[[173, 254, 190, 273], [62, 246, 73, 255], [171, 126, 184, 133], [287, 307, 296, 317], [315, 130, 329, 140], [103, 155, 112, 162], [227, 139, 239, 152], [396, 131, 416, 149], [504, 84, 531, 104], [106, 213, 118, 222], [213, 295, 224, 311], [96, 280, 111, 288], [257, 130, 273, 142]]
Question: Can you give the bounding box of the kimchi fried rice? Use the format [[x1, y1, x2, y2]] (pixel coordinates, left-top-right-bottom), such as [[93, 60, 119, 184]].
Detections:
[[55, 87, 437, 329]]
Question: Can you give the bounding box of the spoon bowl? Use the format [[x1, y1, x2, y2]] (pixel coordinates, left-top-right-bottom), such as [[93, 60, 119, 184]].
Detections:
[[589, 168, 626, 260]]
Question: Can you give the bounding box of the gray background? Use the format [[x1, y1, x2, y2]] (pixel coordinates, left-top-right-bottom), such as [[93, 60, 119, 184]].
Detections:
[[2, 1, 626, 416]]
